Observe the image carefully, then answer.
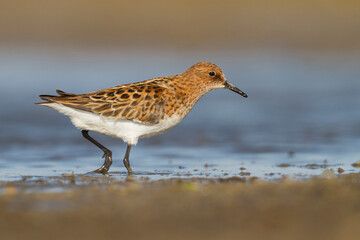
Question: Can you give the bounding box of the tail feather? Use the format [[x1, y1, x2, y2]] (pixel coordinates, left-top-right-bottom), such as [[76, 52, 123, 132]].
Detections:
[[36, 89, 74, 105], [39, 95, 56, 101], [35, 95, 56, 105], [56, 89, 75, 96]]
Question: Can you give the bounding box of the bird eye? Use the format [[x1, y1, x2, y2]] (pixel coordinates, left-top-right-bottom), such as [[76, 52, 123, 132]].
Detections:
[[209, 71, 215, 77]]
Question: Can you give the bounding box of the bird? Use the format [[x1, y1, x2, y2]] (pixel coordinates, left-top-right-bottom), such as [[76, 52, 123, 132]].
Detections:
[[37, 62, 247, 174]]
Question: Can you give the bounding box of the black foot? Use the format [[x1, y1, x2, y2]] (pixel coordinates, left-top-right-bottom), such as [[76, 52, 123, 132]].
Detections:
[[82, 130, 113, 175], [124, 157, 133, 174], [91, 167, 109, 175], [123, 144, 133, 174], [91, 151, 112, 175]]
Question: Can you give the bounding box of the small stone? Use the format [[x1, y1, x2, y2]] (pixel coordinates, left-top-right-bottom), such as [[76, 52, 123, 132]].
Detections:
[[240, 172, 251, 176], [278, 163, 291, 168], [352, 161, 360, 168], [319, 169, 337, 179]]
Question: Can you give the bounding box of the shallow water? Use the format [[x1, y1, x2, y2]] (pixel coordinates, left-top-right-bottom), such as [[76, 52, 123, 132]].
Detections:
[[0, 47, 359, 182]]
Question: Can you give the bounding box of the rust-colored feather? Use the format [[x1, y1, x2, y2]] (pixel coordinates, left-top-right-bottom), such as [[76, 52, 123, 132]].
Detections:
[[37, 62, 228, 125], [39, 78, 179, 124]]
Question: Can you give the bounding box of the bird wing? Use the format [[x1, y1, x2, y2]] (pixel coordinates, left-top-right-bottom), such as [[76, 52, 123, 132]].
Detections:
[[38, 82, 174, 125]]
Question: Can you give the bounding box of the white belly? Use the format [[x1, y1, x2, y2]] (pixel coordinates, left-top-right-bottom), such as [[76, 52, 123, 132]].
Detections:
[[47, 103, 182, 145]]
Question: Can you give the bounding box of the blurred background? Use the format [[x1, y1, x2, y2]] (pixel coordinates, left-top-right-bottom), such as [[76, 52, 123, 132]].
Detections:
[[0, 0, 359, 179]]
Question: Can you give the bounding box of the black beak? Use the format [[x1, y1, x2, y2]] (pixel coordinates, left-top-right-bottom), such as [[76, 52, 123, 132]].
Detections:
[[224, 81, 248, 98]]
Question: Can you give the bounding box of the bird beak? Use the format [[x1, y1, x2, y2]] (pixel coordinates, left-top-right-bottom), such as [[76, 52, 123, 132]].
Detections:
[[224, 81, 248, 98]]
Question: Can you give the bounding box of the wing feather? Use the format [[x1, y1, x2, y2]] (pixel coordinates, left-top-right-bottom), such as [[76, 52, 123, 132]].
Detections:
[[40, 81, 175, 125]]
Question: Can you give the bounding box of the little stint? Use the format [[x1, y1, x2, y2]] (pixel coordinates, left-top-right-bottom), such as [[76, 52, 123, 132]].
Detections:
[[37, 62, 248, 174]]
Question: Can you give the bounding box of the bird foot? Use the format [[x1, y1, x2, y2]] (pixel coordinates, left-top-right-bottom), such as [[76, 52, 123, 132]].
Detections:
[[90, 151, 112, 175], [91, 167, 109, 175], [123, 158, 133, 174]]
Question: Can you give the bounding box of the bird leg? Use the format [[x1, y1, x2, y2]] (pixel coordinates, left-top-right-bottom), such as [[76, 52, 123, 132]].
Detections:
[[82, 130, 112, 175], [123, 144, 133, 174]]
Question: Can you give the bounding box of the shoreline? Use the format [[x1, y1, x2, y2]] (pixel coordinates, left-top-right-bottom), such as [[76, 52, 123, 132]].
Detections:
[[1, 173, 360, 240]]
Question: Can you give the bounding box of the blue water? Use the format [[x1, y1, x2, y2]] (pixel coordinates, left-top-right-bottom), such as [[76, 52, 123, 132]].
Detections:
[[0, 47, 359, 182]]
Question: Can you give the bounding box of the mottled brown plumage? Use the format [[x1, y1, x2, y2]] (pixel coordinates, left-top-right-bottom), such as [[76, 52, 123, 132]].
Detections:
[[37, 62, 247, 174], [38, 62, 245, 125]]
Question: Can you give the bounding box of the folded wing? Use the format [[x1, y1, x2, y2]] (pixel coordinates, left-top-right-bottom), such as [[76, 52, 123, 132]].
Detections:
[[37, 83, 172, 125]]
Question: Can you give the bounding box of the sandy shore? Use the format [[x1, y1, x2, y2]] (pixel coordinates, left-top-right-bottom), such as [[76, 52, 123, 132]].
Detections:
[[1, 173, 360, 240]]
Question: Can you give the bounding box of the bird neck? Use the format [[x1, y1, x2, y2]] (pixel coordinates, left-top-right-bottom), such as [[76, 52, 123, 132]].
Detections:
[[171, 75, 212, 113]]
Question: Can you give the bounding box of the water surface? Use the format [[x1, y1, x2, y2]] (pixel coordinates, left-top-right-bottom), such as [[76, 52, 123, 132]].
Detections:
[[0, 48, 359, 182]]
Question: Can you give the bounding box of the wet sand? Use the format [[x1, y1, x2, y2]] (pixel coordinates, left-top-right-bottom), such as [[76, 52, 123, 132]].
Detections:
[[1, 173, 360, 240]]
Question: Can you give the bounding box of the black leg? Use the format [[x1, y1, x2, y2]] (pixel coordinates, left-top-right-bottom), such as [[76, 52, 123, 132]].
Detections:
[[123, 144, 133, 174], [82, 130, 112, 174]]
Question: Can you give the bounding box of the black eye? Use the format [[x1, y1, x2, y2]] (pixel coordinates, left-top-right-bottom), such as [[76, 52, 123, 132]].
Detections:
[[209, 71, 215, 77]]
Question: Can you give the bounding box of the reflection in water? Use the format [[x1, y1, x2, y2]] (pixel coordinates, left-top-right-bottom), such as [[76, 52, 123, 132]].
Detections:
[[0, 48, 359, 182]]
